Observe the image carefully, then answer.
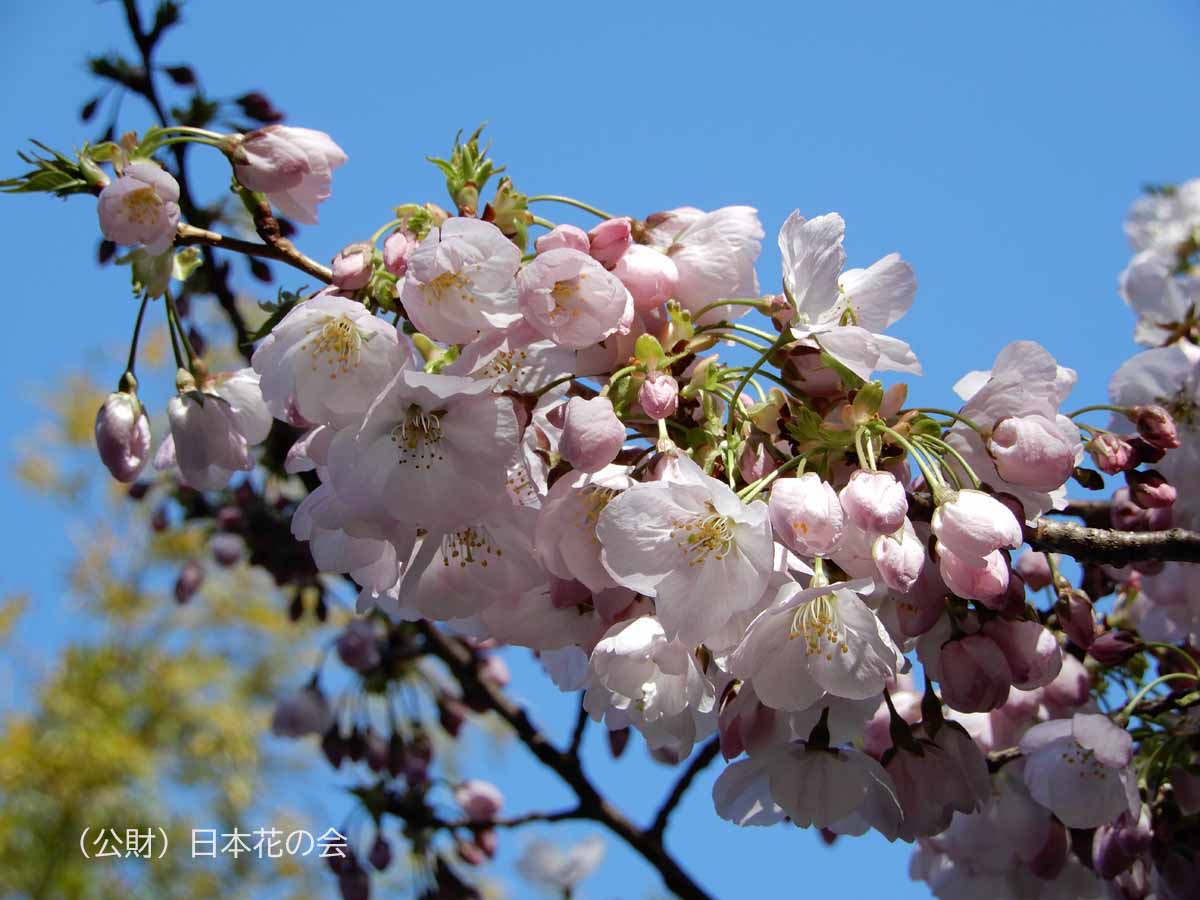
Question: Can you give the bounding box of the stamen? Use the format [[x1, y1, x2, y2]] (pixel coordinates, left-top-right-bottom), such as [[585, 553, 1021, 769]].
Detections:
[[390, 405, 446, 470], [122, 186, 162, 225], [788, 592, 850, 660], [306, 314, 364, 378], [441, 526, 502, 568], [670, 505, 736, 567], [427, 270, 474, 303]]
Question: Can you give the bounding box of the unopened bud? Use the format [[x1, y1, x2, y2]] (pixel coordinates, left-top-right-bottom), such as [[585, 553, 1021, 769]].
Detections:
[[1088, 433, 1135, 475], [1125, 469, 1176, 510], [587, 217, 632, 269], [95, 391, 151, 483], [331, 242, 374, 291], [1056, 588, 1096, 650], [1088, 630, 1141, 667], [174, 560, 204, 604], [638, 371, 678, 420], [1130, 404, 1180, 450]]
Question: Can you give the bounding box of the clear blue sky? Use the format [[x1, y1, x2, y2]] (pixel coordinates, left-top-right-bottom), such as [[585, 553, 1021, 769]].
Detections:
[[1, 2, 1198, 898]]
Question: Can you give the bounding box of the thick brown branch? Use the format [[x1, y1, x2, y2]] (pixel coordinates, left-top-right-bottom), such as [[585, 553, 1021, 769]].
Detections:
[[648, 738, 721, 840], [176, 223, 332, 285], [416, 621, 714, 900], [1024, 519, 1200, 565]]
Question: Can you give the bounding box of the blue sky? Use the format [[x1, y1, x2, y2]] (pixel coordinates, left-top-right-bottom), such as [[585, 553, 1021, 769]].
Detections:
[[1, 1, 1198, 898]]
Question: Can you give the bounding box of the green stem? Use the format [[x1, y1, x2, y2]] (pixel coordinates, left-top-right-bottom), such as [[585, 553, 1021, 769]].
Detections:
[[870, 421, 947, 502], [530, 214, 558, 230], [691, 297, 773, 322], [1067, 404, 1130, 420], [526, 194, 615, 220], [725, 330, 789, 436], [369, 218, 404, 245], [1145, 642, 1200, 678], [697, 331, 769, 353], [164, 290, 197, 371], [534, 374, 576, 397], [739, 455, 806, 502], [123, 294, 151, 377], [919, 434, 982, 489], [854, 426, 872, 471], [602, 364, 639, 397], [909, 408, 986, 434], [1120, 672, 1200, 721]]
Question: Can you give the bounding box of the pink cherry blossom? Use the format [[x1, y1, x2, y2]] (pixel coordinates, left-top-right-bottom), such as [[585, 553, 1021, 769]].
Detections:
[[768, 473, 845, 558], [931, 488, 1023, 564], [559, 396, 625, 473], [871, 519, 925, 593], [382, 229, 417, 276], [638, 372, 678, 420], [399, 217, 522, 344], [97, 161, 180, 255], [587, 217, 632, 269], [987, 414, 1077, 492], [330, 242, 374, 291], [981, 618, 1062, 690], [838, 469, 907, 535], [534, 223, 589, 255], [939, 633, 1013, 713], [938, 545, 1010, 604], [612, 245, 679, 313], [517, 248, 633, 349], [454, 780, 504, 823]]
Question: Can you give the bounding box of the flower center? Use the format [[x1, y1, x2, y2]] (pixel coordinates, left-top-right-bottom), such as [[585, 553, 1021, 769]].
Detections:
[[789, 592, 849, 659], [441, 526, 502, 568], [390, 406, 446, 470], [427, 270, 473, 303], [549, 275, 585, 321], [670, 505, 736, 567], [1058, 745, 1111, 780], [122, 185, 162, 225], [306, 314, 364, 377]]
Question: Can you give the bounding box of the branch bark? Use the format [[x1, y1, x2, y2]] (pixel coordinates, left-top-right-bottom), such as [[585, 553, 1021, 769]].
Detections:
[[416, 621, 714, 900], [176, 223, 333, 285], [647, 738, 721, 840], [1024, 518, 1200, 565]]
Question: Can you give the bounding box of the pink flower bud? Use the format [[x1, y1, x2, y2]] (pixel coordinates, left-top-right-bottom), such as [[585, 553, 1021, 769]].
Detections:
[[1131, 404, 1180, 449], [382, 230, 417, 276], [336, 619, 381, 672], [331, 242, 374, 291], [94, 391, 151, 483], [454, 779, 504, 823], [97, 162, 181, 255], [1093, 811, 1152, 879], [559, 396, 625, 473], [838, 469, 907, 535], [230, 125, 347, 225], [534, 223, 589, 255], [768, 473, 845, 557], [981, 619, 1062, 690], [638, 371, 678, 420], [1110, 487, 1172, 531], [1088, 630, 1141, 667], [1028, 821, 1070, 880], [271, 685, 333, 737], [931, 489, 1023, 564], [1057, 588, 1097, 650], [987, 415, 1077, 492], [368, 835, 393, 871], [1125, 469, 1176, 509], [939, 634, 1013, 713], [1128, 436, 1165, 465], [938, 546, 1010, 604], [587, 217, 632, 269], [871, 522, 925, 593], [174, 560, 204, 604], [739, 441, 776, 484], [612, 245, 679, 312], [1014, 551, 1053, 591], [1088, 432, 1136, 474]]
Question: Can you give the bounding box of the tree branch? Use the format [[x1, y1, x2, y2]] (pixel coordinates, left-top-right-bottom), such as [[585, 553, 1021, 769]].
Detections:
[[568, 697, 589, 758], [438, 808, 585, 830], [1024, 518, 1200, 565], [415, 621, 714, 900], [647, 738, 721, 841], [176, 223, 333, 285]]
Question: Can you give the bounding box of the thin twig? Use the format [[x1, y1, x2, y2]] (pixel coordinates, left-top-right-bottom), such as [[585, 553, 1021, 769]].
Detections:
[[568, 698, 589, 758], [176, 223, 332, 285], [647, 738, 721, 840]]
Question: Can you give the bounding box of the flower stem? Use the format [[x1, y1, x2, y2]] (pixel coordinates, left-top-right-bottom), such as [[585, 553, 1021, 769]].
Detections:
[[1067, 404, 1130, 420], [1119, 672, 1200, 721], [123, 293, 151, 378], [909, 407, 985, 434], [526, 194, 615, 220], [369, 218, 404, 245], [871, 421, 947, 502], [530, 214, 558, 230], [690, 297, 774, 322], [739, 455, 805, 502], [918, 433, 982, 489], [725, 329, 789, 437]]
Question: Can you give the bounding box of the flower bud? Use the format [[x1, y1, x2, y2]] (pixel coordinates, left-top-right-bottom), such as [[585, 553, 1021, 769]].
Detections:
[[612, 245, 679, 312], [931, 489, 1023, 563], [382, 230, 417, 276], [1125, 469, 1176, 510], [587, 217, 632, 269], [559, 396, 625, 473], [95, 391, 151, 483], [1014, 551, 1053, 591], [331, 242, 374, 291], [1028, 821, 1070, 880], [1128, 436, 1165, 465], [1110, 487, 1172, 531], [939, 634, 1013, 713], [271, 684, 333, 737], [938, 546, 1009, 604], [638, 371, 678, 420], [871, 522, 925, 593], [1056, 588, 1096, 650], [987, 415, 1077, 492], [174, 560, 204, 604], [739, 441, 776, 484], [454, 779, 504, 823], [838, 469, 907, 535], [981, 619, 1062, 690], [1093, 810, 1152, 879], [1089, 630, 1141, 667], [769, 473, 845, 557], [210, 533, 244, 567], [1131, 404, 1180, 450], [1088, 432, 1135, 475], [368, 835, 392, 871], [336, 619, 381, 672], [534, 223, 589, 255]]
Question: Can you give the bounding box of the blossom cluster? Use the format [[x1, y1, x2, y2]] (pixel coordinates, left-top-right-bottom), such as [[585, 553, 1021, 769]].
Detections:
[[11, 114, 1198, 898]]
